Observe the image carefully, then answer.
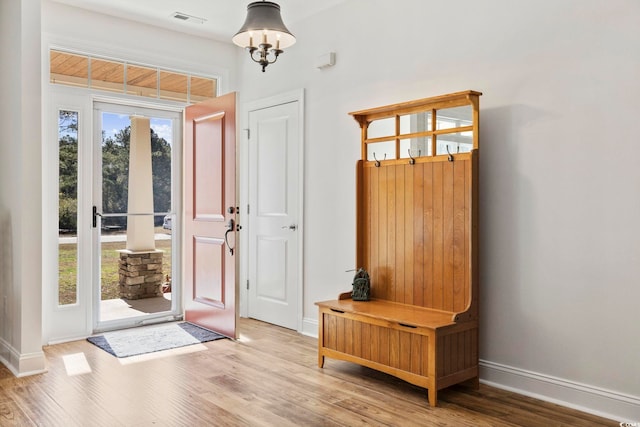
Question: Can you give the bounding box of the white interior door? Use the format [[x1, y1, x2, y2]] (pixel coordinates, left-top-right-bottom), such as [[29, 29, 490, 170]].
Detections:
[[248, 99, 301, 330]]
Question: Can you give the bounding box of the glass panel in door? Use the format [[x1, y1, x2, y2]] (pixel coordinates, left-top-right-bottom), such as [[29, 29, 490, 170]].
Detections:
[[97, 109, 177, 326], [58, 110, 79, 306]]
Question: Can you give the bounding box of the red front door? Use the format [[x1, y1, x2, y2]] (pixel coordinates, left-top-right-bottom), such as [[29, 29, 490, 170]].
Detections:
[[183, 92, 238, 339]]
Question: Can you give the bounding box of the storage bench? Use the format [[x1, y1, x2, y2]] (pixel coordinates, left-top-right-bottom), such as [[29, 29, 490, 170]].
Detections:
[[316, 297, 478, 407], [316, 91, 482, 407]]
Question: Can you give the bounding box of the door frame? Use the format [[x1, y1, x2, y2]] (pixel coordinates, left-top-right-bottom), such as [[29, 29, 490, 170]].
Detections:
[[239, 89, 305, 331], [42, 87, 187, 344]]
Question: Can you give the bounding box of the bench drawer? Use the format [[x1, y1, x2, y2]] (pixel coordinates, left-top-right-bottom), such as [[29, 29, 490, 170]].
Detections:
[[321, 311, 430, 377]]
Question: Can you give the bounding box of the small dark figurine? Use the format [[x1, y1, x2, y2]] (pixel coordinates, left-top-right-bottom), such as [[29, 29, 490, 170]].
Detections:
[[351, 268, 370, 301]]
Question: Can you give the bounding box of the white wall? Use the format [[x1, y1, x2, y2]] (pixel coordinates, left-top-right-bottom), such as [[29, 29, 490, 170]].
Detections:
[[237, 0, 640, 421], [0, 0, 46, 376]]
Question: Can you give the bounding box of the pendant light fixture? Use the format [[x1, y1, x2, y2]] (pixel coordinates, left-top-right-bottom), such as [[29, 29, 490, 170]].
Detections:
[[232, 1, 296, 72]]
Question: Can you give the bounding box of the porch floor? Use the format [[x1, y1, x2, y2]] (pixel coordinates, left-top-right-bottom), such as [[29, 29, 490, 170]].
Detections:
[[100, 293, 172, 322]]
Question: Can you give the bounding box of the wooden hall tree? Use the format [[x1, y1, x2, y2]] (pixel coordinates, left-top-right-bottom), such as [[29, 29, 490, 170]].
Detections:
[[316, 90, 481, 407]]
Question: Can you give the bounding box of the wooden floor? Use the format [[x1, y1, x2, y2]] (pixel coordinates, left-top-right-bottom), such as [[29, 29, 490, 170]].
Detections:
[[0, 319, 614, 427]]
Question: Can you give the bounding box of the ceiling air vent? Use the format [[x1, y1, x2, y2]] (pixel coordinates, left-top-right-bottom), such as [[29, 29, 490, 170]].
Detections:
[[171, 12, 206, 24]]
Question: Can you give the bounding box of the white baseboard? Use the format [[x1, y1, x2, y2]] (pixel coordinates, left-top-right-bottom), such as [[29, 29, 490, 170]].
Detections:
[[0, 337, 47, 377], [480, 359, 640, 423], [301, 317, 318, 338]]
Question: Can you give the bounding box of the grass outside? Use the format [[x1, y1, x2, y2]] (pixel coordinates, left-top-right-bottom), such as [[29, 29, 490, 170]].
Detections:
[[58, 232, 172, 305]]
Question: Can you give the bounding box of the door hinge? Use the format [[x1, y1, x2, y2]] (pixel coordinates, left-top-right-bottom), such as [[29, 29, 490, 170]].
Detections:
[[247, 204, 250, 215], [245, 128, 250, 139], [246, 280, 250, 290]]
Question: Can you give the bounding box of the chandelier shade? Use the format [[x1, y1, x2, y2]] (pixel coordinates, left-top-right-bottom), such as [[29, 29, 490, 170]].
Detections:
[[232, 1, 296, 72]]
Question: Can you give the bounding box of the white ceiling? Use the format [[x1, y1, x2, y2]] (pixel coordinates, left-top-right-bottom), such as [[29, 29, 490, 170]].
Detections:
[[50, 0, 348, 43]]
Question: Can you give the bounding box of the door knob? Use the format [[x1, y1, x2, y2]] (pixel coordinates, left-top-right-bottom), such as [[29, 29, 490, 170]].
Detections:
[[225, 219, 235, 255], [281, 224, 297, 231]]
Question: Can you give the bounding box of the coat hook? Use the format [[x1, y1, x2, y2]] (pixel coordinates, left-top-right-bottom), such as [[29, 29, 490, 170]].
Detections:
[[373, 152, 381, 167], [408, 149, 416, 165], [446, 145, 454, 162]]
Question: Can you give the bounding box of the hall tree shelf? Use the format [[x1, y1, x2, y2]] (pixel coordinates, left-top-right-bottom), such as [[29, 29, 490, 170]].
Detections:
[[316, 90, 482, 407]]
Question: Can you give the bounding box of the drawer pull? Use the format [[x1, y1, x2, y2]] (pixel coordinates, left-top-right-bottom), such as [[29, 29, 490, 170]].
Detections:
[[330, 308, 345, 314], [399, 323, 417, 329]]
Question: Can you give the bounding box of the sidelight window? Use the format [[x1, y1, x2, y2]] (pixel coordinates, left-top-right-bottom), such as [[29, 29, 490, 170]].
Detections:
[[58, 110, 79, 306]]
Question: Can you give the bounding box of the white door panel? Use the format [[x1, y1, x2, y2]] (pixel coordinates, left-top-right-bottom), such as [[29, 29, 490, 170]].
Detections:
[[256, 237, 288, 302], [257, 118, 289, 215]]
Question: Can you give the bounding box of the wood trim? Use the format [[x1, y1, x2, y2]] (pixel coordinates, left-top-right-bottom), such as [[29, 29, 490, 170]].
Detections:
[[364, 125, 475, 144], [355, 160, 365, 269], [321, 347, 432, 388], [349, 90, 482, 121], [316, 302, 459, 331], [360, 152, 473, 168]]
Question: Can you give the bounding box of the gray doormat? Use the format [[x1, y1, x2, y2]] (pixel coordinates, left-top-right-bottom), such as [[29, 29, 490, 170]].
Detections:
[[87, 322, 225, 358]]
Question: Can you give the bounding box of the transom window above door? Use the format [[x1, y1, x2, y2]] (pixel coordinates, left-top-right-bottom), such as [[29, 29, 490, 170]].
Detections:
[[49, 49, 217, 103]]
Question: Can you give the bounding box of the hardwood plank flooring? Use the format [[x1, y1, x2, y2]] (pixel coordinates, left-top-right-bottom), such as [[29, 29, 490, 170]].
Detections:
[[0, 319, 615, 426]]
